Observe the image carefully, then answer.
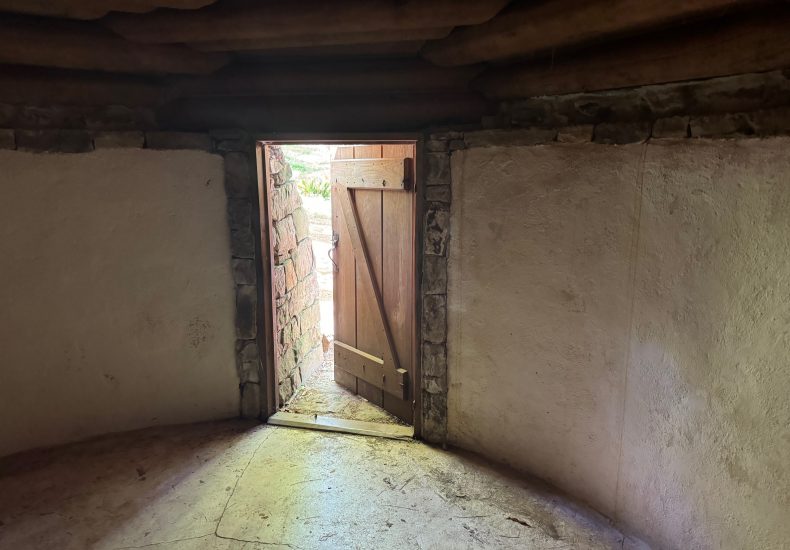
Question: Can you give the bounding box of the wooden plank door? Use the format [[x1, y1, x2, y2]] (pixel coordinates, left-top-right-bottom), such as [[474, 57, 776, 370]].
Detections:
[[331, 144, 416, 423]]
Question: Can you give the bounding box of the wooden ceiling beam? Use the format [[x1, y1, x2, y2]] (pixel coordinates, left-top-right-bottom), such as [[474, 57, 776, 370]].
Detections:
[[0, 18, 229, 75], [170, 60, 482, 97], [189, 27, 453, 52], [422, 0, 760, 66], [0, 67, 166, 106], [156, 93, 492, 132], [0, 0, 216, 20], [475, 10, 790, 100], [237, 41, 428, 61], [104, 0, 510, 44]]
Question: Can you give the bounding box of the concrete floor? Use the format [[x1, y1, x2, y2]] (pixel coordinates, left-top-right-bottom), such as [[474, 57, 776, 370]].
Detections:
[[282, 348, 405, 425], [0, 421, 629, 549]]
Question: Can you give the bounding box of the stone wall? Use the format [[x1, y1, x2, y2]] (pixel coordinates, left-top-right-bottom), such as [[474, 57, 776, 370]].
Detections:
[[267, 146, 323, 404], [420, 140, 453, 444]]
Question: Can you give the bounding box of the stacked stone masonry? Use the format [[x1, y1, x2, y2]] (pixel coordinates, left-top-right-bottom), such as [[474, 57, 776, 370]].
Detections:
[[267, 146, 323, 405]]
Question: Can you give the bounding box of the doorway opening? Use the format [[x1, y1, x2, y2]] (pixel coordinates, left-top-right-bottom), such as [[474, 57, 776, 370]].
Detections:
[[257, 141, 419, 439]]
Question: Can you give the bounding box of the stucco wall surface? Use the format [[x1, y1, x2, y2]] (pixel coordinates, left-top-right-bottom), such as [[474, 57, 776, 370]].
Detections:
[[0, 149, 239, 457], [447, 138, 790, 550]]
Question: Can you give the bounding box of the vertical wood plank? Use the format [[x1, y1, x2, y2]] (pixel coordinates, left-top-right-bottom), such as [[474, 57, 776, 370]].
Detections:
[[382, 144, 414, 158], [353, 139, 384, 367], [358, 378, 384, 407], [384, 143, 415, 421], [332, 147, 357, 386], [383, 189, 414, 391], [354, 144, 383, 159], [331, 142, 417, 422]]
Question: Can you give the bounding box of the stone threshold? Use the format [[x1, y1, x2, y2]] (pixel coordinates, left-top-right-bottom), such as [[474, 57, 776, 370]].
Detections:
[[267, 411, 414, 440]]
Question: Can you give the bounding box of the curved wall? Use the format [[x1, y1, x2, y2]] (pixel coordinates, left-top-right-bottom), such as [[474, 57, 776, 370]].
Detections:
[[0, 148, 239, 456], [447, 138, 790, 549]]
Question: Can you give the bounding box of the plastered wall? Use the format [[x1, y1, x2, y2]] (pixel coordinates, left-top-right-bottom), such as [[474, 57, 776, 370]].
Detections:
[[0, 149, 239, 457], [447, 138, 790, 550]]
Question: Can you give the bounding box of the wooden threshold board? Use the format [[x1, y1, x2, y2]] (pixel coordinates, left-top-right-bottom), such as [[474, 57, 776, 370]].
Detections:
[[267, 411, 414, 440]]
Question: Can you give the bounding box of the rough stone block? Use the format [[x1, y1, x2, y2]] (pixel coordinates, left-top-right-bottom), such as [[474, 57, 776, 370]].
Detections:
[[422, 343, 447, 378], [295, 329, 320, 363], [276, 305, 290, 333], [689, 113, 753, 138], [652, 116, 689, 139], [421, 391, 447, 444], [748, 107, 790, 136], [227, 199, 252, 231], [278, 347, 296, 379], [422, 255, 447, 295], [283, 259, 297, 291], [424, 203, 450, 256], [269, 155, 285, 174], [5, 104, 79, 129], [278, 377, 294, 405], [291, 278, 318, 316], [235, 285, 257, 339], [85, 105, 155, 131], [211, 129, 252, 153], [230, 226, 255, 259], [145, 131, 212, 151], [299, 346, 324, 381], [238, 339, 259, 362], [274, 216, 298, 257], [463, 128, 556, 148], [224, 152, 256, 198], [425, 153, 451, 186], [593, 121, 652, 144], [300, 302, 321, 333], [425, 139, 449, 152], [425, 185, 451, 204], [240, 382, 261, 419], [273, 265, 286, 300], [448, 139, 466, 151], [232, 258, 256, 285], [556, 125, 594, 143], [92, 131, 145, 149], [294, 239, 314, 281], [0, 128, 14, 149], [422, 294, 447, 344], [281, 318, 301, 350], [272, 164, 293, 187], [239, 361, 260, 384], [423, 375, 446, 395], [292, 208, 310, 242], [236, 340, 262, 384], [16, 130, 93, 153], [429, 131, 463, 141], [271, 183, 299, 220], [290, 367, 303, 392]]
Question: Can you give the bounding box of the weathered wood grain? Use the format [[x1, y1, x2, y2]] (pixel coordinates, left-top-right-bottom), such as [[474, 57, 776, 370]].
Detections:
[[476, 9, 790, 99], [423, 0, 756, 66], [332, 159, 409, 190], [0, 18, 228, 75], [104, 0, 510, 44]]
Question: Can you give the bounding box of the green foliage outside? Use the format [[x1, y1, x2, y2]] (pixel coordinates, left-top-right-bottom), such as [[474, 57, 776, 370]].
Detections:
[[283, 144, 333, 200], [297, 177, 331, 199]]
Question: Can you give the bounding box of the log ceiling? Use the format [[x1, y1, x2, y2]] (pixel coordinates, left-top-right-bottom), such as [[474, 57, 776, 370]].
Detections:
[[0, 0, 786, 130]]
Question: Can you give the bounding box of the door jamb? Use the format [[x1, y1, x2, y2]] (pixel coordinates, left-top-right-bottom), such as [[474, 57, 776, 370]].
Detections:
[[255, 135, 423, 437]]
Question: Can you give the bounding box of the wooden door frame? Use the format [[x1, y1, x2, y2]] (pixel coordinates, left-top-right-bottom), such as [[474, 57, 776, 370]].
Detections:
[[255, 134, 424, 437]]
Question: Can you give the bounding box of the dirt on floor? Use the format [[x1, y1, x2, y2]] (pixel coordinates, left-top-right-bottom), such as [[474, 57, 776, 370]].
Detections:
[[282, 344, 407, 426], [0, 420, 638, 550]]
